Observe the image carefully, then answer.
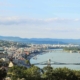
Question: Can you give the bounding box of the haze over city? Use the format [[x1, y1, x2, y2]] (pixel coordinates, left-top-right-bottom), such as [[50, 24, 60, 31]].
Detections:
[[0, 0, 80, 39]]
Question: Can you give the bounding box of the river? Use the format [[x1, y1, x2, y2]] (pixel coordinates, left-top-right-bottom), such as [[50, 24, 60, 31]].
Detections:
[[30, 49, 80, 70]]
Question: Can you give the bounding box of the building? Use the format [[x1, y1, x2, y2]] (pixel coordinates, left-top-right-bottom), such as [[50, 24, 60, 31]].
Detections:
[[8, 61, 14, 67], [0, 47, 8, 58]]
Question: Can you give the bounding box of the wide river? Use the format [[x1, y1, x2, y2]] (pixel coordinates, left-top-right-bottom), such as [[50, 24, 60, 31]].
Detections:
[[30, 49, 80, 70]]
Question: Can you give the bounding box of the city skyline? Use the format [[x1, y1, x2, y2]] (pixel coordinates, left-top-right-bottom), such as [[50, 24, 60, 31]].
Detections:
[[0, 0, 80, 39]]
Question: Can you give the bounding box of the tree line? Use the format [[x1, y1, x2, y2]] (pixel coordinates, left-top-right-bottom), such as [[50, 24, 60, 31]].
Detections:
[[3, 65, 80, 80], [63, 47, 80, 52]]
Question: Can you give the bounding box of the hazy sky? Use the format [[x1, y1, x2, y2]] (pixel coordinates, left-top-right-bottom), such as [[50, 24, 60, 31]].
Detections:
[[0, 0, 80, 39]]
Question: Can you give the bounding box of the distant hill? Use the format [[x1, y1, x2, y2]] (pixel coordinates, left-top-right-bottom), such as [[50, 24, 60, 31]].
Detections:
[[0, 36, 80, 44]]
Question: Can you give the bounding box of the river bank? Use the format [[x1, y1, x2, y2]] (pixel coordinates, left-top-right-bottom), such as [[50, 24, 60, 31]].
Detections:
[[30, 49, 80, 70], [27, 49, 63, 61], [27, 51, 47, 61]]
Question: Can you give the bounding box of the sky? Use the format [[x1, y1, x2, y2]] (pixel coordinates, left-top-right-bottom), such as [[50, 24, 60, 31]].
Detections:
[[0, 0, 80, 39]]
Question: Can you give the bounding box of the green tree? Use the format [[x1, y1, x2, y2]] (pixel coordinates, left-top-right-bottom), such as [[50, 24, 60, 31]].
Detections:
[[0, 67, 7, 80], [42, 66, 54, 80], [25, 60, 31, 66], [8, 65, 27, 80], [24, 65, 41, 80], [52, 67, 78, 80]]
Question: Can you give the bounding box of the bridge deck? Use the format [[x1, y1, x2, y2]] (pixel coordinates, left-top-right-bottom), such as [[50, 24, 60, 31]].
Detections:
[[33, 61, 80, 65]]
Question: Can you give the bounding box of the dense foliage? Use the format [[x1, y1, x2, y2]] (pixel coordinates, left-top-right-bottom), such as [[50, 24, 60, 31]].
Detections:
[[0, 68, 7, 80], [6, 65, 80, 80], [0, 60, 7, 80]]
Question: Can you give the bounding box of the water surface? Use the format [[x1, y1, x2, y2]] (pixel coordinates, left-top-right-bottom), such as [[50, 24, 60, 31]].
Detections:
[[30, 49, 80, 70]]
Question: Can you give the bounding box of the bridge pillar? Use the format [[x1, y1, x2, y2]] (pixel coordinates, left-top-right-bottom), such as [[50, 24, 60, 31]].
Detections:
[[47, 59, 51, 67]]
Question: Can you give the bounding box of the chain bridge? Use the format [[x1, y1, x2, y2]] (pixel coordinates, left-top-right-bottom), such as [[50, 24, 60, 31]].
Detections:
[[32, 59, 80, 66]]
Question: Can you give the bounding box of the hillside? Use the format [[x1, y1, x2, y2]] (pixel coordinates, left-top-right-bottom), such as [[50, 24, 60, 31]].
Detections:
[[0, 36, 80, 44]]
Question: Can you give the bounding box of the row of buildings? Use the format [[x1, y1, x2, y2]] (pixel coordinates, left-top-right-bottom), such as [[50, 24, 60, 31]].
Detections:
[[0, 43, 79, 67]]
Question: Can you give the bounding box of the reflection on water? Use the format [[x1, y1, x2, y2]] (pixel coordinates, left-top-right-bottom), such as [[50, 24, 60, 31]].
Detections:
[[30, 49, 80, 70]]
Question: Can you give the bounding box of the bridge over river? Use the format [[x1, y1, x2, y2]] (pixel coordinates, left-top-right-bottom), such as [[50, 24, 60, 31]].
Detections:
[[32, 60, 80, 66]]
